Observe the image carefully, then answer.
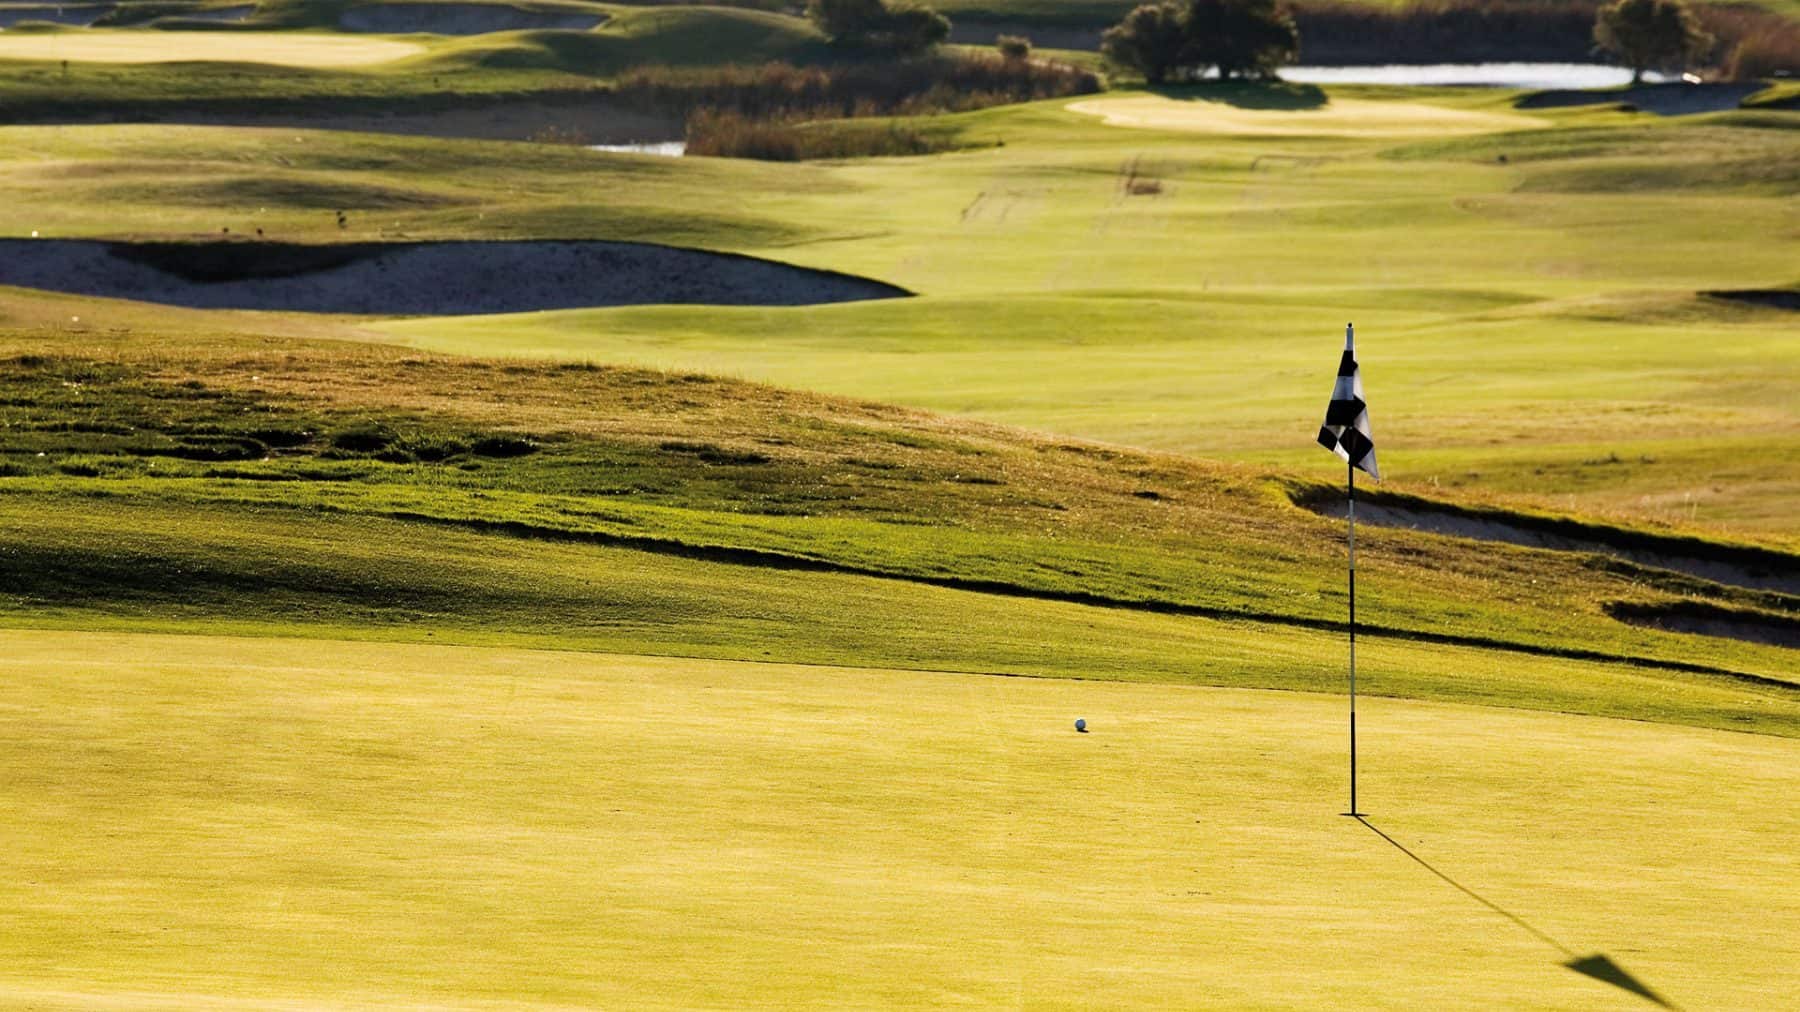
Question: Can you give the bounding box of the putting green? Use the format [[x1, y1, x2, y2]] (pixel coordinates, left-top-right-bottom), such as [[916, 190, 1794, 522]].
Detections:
[[2, 629, 1794, 1007], [1067, 93, 1548, 137], [0, 31, 425, 68]]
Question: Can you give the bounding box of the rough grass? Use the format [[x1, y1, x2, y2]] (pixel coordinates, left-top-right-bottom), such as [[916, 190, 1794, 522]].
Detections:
[[1, 630, 1796, 1008], [0, 337, 1793, 727]]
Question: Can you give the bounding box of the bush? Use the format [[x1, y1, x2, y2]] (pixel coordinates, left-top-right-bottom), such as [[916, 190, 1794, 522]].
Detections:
[[329, 422, 394, 453], [997, 34, 1032, 62], [471, 435, 538, 458], [1594, 0, 1712, 82]]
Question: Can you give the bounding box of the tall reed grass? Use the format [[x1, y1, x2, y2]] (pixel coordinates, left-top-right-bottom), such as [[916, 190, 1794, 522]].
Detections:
[[686, 108, 965, 160], [612, 52, 1101, 120]]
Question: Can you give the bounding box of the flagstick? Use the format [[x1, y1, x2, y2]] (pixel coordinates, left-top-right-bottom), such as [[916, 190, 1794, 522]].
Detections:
[[1348, 460, 1359, 817]]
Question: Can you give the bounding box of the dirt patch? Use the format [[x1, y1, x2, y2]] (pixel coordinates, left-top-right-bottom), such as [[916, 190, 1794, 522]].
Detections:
[[1297, 492, 1798, 596], [0, 239, 910, 315], [1608, 601, 1799, 651], [337, 3, 605, 34], [1703, 288, 1800, 311], [1517, 82, 1762, 116]]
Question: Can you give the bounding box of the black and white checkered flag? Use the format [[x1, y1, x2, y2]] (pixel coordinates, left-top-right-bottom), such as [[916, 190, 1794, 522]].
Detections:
[[1318, 323, 1379, 480]]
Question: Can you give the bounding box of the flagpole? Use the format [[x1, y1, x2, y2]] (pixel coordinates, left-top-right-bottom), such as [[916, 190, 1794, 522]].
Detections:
[[1348, 459, 1358, 817]]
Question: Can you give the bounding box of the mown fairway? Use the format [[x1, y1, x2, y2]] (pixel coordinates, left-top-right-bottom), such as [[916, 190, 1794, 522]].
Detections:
[[3, 90, 1794, 532], [2, 630, 1796, 1009]]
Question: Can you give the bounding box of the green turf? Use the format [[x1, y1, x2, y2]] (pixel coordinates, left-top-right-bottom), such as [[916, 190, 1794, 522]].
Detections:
[[2, 630, 1795, 1008]]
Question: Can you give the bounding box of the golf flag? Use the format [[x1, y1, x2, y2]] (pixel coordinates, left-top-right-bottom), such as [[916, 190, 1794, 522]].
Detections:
[[1318, 324, 1379, 481]]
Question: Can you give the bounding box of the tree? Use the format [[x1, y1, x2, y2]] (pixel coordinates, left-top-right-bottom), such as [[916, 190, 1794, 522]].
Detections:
[[1184, 0, 1298, 80], [807, 0, 949, 55], [1101, 2, 1191, 84], [1594, 0, 1713, 84], [1101, 0, 1297, 84]]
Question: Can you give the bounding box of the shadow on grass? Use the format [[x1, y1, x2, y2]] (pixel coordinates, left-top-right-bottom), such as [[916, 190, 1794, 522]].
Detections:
[[1354, 816, 1675, 1008], [1146, 81, 1326, 109]]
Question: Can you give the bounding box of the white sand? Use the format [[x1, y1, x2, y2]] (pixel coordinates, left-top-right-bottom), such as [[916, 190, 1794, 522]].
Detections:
[[1068, 94, 1546, 138], [0, 30, 425, 67]]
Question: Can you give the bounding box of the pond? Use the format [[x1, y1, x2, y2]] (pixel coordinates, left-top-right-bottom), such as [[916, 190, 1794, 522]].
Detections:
[[588, 141, 686, 157], [1282, 63, 1674, 89]]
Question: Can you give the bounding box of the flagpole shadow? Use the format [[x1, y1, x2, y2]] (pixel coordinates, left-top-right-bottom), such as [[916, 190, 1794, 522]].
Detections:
[[1353, 816, 1676, 1009]]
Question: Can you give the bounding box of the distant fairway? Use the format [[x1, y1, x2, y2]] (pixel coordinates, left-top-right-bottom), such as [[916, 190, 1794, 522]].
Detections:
[[1068, 93, 1549, 137], [0, 31, 425, 67], [2, 629, 1794, 1008]]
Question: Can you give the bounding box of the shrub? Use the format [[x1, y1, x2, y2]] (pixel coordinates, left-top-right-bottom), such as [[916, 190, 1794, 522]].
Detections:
[[329, 422, 394, 453], [1593, 0, 1712, 82], [997, 34, 1032, 62], [471, 435, 538, 458]]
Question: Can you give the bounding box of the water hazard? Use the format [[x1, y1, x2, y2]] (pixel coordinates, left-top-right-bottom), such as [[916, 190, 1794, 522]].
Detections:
[[1283, 63, 1673, 89]]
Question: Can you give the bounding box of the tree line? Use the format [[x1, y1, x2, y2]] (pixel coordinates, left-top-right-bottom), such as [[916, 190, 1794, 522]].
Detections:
[[1099, 0, 1722, 85]]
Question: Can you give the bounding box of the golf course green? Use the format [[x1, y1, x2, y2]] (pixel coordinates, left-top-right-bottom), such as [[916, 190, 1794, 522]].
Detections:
[[0, 6, 1795, 1006]]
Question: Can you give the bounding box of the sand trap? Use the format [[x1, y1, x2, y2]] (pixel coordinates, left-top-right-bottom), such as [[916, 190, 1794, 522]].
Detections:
[[0, 239, 908, 315], [1068, 94, 1546, 137], [338, 3, 605, 34], [0, 31, 425, 67]]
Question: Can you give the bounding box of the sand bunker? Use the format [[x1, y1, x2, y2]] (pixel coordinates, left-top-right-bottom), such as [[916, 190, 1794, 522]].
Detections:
[[0, 239, 908, 315], [0, 31, 424, 67], [338, 3, 605, 34], [1068, 95, 1546, 138]]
